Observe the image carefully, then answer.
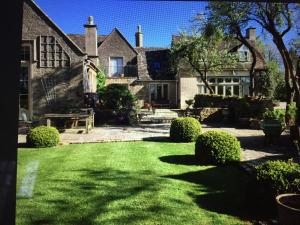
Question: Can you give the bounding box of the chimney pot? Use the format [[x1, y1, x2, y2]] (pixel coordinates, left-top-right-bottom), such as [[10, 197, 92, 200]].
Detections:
[[88, 16, 94, 25], [135, 24, 143, 48], [246, 27, 256, 41]]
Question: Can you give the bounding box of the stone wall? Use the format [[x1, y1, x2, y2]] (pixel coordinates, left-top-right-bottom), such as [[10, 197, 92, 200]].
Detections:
[[179, 77, 198, 109], [22, 0, 86, 118]]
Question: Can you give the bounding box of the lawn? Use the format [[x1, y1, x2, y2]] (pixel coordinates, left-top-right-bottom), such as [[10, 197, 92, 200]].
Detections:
[[17, 141, 257, 225]]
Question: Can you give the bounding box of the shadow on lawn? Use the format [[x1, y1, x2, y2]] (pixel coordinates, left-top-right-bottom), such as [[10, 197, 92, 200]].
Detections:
[[159, 154, 198, 165], [163, 165, 276, 222], [27, 168, 190, 225]]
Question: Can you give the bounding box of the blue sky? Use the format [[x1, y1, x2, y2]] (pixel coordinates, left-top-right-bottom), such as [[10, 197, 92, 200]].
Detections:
[[34, 0, 298, 48]]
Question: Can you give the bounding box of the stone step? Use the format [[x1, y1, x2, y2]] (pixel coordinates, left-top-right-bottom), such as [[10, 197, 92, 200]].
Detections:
[[140, 115, 177, 124]]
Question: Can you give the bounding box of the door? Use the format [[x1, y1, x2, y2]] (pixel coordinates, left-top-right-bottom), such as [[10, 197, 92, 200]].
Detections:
[[149, 83, 169, 104]]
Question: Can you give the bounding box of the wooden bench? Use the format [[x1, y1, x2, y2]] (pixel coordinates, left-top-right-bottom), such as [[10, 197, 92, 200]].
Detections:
[[44, 112, 93, 133]]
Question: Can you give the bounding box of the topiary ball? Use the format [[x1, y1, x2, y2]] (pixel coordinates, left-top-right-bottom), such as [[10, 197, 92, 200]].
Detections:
[[170, 117, 201, 142], [26, 126, 60, 148], [195, 130, 241, 165]]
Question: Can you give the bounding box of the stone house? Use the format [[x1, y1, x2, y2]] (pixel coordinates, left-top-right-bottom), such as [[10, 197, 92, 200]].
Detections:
[[21, 0, 267, 120], [68, 25, 178, 109], [172, 28, 267, 108]]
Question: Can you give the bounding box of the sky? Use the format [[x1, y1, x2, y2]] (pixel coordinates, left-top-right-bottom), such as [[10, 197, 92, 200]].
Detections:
[[34, 0, 298, 49]]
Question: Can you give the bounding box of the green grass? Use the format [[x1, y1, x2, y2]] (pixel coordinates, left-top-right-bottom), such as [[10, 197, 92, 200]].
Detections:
[[17, 141, 256, 225]]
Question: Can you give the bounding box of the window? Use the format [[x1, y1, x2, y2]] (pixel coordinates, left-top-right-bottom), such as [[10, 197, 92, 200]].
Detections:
[[209, 78, 216, 83], [109, 57, 123, 77], [217, 86, 224, 95], [239, 51, 249, 62], [225, 86, 232, 96], [149, 83, 169, 102], [233, 86, 240, 96], [21, 46, 30, 61], [225, 78, 231, 83], [152, 62, 160, 70], [217, 78, 223, 83], [39, 35, 70, 68], [20, 66, 29, 110]]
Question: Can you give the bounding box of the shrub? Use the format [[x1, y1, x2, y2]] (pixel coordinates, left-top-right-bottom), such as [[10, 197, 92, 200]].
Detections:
[[170, 117, 201, 142], [256, 160, 300, 196], [262, 108, 285, 124], [286, 102, 297, 126], [98, 84, 138, 125], [195, 130, 241, 165], [26, 126, 60, 148]]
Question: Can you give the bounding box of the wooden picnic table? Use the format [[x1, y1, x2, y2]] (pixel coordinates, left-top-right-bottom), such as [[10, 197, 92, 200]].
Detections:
[[44, 113, 93, 133]]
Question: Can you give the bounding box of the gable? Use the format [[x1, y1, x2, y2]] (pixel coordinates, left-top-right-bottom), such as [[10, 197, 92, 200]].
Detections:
[[22, 0, 85, 57], [98, 28, 138, 56]]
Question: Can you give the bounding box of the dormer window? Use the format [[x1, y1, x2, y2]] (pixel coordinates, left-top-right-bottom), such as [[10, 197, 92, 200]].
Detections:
[[239, 51, 249, 62], [152, 62, 160, 70]]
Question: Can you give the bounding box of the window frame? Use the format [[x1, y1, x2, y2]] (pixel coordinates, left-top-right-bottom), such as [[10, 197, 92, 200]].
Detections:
[[109, 57, 124, 77]]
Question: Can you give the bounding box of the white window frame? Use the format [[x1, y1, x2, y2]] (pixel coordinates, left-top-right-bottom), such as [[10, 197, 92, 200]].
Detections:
[[20, 43, 33, 119], [109, 57, 123, 77], [149, 83, 169, 102]]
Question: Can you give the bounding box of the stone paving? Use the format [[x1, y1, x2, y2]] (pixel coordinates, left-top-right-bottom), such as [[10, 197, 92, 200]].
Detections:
[[18, 123, 299, 172]]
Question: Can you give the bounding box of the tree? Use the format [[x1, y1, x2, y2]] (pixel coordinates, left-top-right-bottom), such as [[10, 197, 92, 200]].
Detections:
[[171, 30, 238, 94], [205, 2, 260, 96], [255, 37, 285, 99], [96, 68, 106, 93], [249, 3, 298, 123]]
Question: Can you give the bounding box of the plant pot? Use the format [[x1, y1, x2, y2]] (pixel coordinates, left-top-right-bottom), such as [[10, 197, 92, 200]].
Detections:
[[276, 193, 300, 225], [260, 119, 285, 137], [290, 125, 300, 141]]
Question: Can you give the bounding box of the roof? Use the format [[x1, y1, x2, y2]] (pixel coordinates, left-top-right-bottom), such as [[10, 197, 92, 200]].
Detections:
[[67, 34, 107, 52], [27, 0, 85, 56], [171, 35, 266, 70], [135, 47, 176, 80]]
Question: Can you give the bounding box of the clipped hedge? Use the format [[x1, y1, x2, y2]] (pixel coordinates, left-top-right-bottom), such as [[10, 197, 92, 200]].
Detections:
[[256, 160, 300, 196], [195, 130, 241, 165], [26, 126, 60, 148], [170, 117, 201, 142], [193, 94, 274, 122]]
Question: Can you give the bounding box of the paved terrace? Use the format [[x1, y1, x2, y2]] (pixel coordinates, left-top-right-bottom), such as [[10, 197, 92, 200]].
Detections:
[[18, 123, 299, 172]]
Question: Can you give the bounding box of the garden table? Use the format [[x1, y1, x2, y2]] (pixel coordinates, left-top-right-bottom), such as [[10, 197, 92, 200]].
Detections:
[[44, 113, 92, 133]]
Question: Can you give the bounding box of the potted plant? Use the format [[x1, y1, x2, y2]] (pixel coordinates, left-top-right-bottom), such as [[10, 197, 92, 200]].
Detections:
[[276, 193, 300, 225], [260, 109, 286, 145]]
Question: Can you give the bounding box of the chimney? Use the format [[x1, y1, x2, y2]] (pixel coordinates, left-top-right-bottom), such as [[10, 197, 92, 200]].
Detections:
[[135, 25, 143, 48], [84, 16, 98, 64], [246, 27, 256, 41]]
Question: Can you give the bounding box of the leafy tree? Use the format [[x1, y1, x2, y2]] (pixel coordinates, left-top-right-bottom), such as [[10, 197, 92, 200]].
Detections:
[[205, 2, 261, 96], [171, 30, 238, 94], [96, 68, 106, 93], [248, 2, 298, 123]]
